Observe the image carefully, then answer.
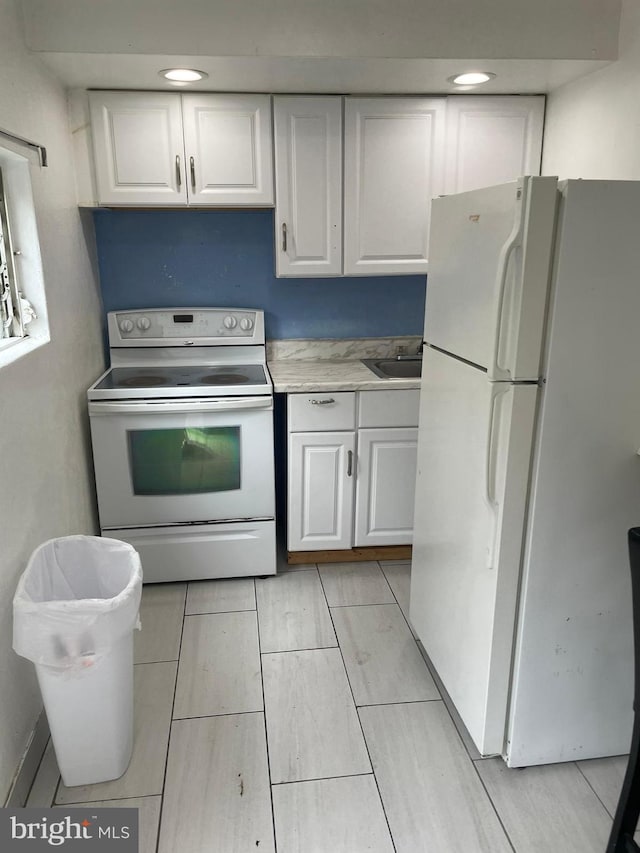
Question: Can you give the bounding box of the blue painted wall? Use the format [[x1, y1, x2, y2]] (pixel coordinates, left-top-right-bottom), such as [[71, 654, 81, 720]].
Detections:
[[93, 209, 426, 339]]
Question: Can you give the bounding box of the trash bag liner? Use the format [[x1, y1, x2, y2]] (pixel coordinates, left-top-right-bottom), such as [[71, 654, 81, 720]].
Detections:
[[13, 536, 142, 672]]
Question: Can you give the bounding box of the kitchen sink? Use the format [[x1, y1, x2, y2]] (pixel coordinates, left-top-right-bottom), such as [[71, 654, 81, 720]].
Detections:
[[361, 356, 422, 379]]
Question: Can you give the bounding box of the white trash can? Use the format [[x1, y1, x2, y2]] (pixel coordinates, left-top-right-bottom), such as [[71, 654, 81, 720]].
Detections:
[[13, 536, 142, 788]]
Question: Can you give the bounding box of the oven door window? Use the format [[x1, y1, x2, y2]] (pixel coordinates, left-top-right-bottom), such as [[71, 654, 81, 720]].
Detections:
[[128, 426, 241, 495]]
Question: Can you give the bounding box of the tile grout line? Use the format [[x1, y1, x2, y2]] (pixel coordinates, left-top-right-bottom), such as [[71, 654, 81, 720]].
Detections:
[[272, 771, 381, 787], [407, 553, 520, 853], [316, 561, 399, 853], [317, 560, 395, 610], [378, 562, 417, 636], [154, 585, 188, 853], [260, 644, 338, 656], [22, 736, 48, 806], [172, 707, 266, 722], [255, 576, 279, 853], [183, 607, 257, 617], [328, 600, 397, 609], [381, 560, 495, 767], [53, 792, 162, 807], [467, 758, 518, 853], [575, 761, 618, 822], [356, 698, 442, 708], [415, 641, 492, 764]]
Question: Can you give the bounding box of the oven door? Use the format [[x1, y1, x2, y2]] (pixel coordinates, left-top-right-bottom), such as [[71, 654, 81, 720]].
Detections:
[[89, 397, 274, 528]]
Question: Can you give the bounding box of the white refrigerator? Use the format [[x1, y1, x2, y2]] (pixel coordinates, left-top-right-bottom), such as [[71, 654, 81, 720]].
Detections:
[[410, 176, 640, 767]]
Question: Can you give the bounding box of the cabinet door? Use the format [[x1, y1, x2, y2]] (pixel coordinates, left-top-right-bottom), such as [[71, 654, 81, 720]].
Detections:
[[182, 94, 273, 205], [343, 97, 446, 275], [89, 92, 187, 205], [444, 96, 545, 194], [354, 427, 418, 547], [288, 432, 355, 551], [274, 96, 343, 277]]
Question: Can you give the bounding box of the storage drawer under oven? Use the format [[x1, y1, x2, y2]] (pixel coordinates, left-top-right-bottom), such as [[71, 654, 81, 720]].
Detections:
[[105, 520, 276, 583], [89, 397, 275, 529]]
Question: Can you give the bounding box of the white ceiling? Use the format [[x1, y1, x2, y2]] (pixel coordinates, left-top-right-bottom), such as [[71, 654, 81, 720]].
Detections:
[[19, 0, 621, 94]]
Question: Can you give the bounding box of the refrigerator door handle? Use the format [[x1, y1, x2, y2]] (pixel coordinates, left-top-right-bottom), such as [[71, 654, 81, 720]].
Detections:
[[489, 187, 526, 382], [484, 386, 509, 569]]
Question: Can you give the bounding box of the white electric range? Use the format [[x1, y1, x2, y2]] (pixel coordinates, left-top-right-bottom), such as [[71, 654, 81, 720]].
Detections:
[[87, 307, 276, 582]]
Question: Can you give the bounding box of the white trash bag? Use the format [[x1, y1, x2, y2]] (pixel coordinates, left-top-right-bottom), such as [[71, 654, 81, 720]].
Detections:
[[13, 535, 142, 674]]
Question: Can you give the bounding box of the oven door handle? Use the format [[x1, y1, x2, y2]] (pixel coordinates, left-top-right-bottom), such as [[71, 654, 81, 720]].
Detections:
[[89, 397, 273, 415]]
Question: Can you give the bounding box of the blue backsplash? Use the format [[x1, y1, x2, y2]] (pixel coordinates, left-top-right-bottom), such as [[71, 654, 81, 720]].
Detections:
[[93, 209, 426, 339]]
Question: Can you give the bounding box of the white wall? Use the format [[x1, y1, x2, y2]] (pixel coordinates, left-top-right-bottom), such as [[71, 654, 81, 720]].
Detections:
[[543, 0, 640, 179], [0, 0, 104, 801]]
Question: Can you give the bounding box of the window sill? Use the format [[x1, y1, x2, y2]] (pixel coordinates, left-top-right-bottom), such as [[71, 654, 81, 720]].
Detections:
[[0, 332, 50, 369]]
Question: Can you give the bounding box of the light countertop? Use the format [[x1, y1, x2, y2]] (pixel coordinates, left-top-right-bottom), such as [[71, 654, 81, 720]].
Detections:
[[266, 336, 422, 393]]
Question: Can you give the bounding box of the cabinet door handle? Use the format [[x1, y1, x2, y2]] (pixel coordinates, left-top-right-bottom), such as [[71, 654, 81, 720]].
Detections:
[[190, 156, 196, 190], [175, 155, 182, 188], [310, 398, 335, 406], [347, 450, 354, 477], [282, 223, 287, 252]]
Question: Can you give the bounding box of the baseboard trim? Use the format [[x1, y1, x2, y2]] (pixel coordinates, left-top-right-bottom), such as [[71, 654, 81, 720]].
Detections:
[[288, 545, 412, 564], [4, 710, 50, 807]]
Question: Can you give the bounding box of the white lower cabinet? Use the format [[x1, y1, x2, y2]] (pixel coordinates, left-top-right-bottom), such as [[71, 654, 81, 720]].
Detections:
[[288, 431, 355, 551], [287, 389, 419, 552], [354, 427, 418, 547]]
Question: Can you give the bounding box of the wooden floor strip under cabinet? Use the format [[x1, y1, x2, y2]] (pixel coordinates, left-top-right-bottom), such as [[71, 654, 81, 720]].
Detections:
[[287, 545, 412, 564]]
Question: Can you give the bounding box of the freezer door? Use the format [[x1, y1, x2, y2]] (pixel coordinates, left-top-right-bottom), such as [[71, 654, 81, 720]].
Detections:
[[424, 176, 557, 380], [410, 346, 538, 755]]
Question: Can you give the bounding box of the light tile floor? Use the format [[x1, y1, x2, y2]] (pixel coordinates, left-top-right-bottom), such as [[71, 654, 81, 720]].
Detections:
[[27, 558, 627, 852]]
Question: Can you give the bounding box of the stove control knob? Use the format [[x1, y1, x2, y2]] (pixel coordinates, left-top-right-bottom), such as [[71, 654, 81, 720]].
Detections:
[[223, 315, 237, 329], [136, 316, 151, 331], [240, 317, 254, 331], [119, 319, 134, 333]]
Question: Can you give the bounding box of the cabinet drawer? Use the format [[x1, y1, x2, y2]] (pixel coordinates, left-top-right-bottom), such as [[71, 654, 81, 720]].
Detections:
[[288, 392, 356, 431], [358, 390, 420, 427]]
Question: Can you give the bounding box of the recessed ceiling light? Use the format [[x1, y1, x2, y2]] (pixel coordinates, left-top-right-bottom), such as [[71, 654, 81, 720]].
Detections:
[[159, 68, 208, 83], [448, 72, 496, 86]]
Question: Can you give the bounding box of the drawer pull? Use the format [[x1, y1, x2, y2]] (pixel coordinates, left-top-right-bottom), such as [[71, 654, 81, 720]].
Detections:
[[347, 449, 353, 477], [310, 398, 335, 406]]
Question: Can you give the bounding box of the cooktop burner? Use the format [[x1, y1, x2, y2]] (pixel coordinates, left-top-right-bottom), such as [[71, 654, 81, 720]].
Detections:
[[119, 375, 169, 387], [200, 373, 249, 385]]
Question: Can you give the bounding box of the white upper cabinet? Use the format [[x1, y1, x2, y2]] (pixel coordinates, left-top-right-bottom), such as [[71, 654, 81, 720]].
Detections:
[[274, 96, 342, 277], [182, 94, 273, 205], [444, 96, 545, 194], [89, 91, 273, 206], [90, 92, 187, 205], [343, 98, 446, 276]]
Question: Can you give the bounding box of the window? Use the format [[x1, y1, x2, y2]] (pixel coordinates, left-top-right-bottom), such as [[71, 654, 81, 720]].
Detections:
[[0, 145, 48, 367], [0, 169, 25, 341]]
